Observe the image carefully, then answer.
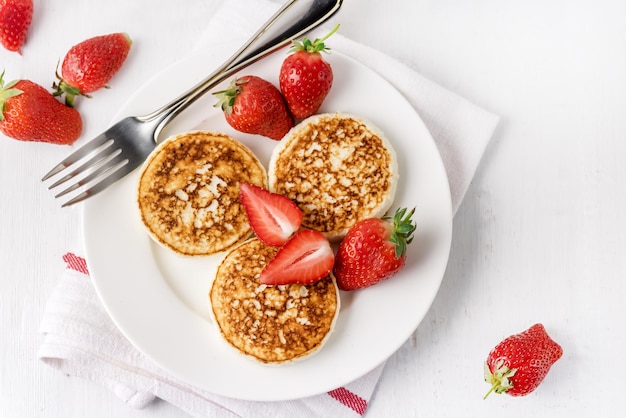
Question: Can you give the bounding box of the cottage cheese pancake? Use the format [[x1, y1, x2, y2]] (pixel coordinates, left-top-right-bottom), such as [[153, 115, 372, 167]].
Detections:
[[209, 238, 340, 364], [268, 113, 399, 241], [137, 131, 267, 256]]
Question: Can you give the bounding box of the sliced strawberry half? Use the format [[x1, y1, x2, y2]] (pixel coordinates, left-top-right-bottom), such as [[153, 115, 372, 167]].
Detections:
[[240, 183, 303, 247], [260, 229, 335, 285]]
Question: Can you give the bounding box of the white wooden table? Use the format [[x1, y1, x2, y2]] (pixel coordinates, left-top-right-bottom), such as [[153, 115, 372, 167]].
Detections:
[[2, 0, 624, 416]]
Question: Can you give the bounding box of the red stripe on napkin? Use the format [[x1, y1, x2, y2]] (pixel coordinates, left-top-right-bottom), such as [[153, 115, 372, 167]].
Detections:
[[327, 387, 367, 415], [62, 252, 89, 275]]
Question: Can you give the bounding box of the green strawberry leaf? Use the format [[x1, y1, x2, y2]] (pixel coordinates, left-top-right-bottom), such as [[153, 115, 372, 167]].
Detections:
[[289, 24, 340, 54], [0, 70, 24, 122]]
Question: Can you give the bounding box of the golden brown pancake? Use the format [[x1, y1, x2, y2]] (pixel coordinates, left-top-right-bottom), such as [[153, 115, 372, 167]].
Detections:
[[268, 113, 398, 241], [137, 131, 267, 256], [209, 238, 340, 364]]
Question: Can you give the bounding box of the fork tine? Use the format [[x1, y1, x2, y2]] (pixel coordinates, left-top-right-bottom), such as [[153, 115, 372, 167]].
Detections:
[[60, 159, 136, 207], [47, 142, 118, 190], [41, 134, 112, 181], [53, 150, 126, 198]]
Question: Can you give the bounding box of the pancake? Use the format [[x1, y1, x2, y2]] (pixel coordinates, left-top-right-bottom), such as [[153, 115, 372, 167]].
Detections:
[[137, 131, 267, 256], [209, 238, 340, 364], [268, 113, 399, 241]]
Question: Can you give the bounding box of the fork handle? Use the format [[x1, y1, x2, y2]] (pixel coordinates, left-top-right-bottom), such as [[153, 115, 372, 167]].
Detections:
[[140, 0, 343, 139]]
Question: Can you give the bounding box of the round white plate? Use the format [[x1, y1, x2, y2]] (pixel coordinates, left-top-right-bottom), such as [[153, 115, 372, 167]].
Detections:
[[83, 44, 453, 401]]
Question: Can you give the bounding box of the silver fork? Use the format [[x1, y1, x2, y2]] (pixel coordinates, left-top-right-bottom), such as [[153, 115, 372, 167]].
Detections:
[[42, 0, 343, 207]]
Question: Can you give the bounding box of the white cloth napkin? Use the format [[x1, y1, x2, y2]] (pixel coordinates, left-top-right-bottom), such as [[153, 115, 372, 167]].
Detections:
[[38, 0, 499, 417]]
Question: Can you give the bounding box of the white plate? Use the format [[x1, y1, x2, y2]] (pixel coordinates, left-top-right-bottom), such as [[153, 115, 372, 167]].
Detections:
[[83, 45, 453, 401]]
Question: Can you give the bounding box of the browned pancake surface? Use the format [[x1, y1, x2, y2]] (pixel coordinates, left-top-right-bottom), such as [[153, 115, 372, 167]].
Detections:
[[269, 113, 398, 241], [209, 238, 339, 364], [138, 131, 267, 256]]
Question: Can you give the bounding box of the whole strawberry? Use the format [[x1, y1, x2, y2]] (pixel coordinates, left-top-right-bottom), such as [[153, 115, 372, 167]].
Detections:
[[333, 207, 416, 291], [279, 25, 338, 119], [0, 0, 32, 54], [0, 71, 82, 144], [214, 75, 293, 140], [484, 323, 563, 398], [53, 33, 132, 107]]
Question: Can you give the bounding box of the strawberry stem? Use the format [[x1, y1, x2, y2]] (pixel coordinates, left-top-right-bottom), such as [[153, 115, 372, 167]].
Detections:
[[213, 77, 247, 115], [51, 63, 88, 108], [387, 207, 417, 258], [52, 80, 83, 107], [483, 360, 516, 399], [289, 24, 340, 54]]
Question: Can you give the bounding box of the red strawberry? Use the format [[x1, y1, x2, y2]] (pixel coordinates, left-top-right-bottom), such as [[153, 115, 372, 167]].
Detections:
[[484, 323, 563, 398], [279, 25, 338, 119], [214, 75, 293, 140], [240, 183, 303, 247], [0, 0, 33, 54], [53, 33, 132, 107], [333, 207, 416, 291], [260, 229, 334, 285], [0, 71, 82, 144]]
